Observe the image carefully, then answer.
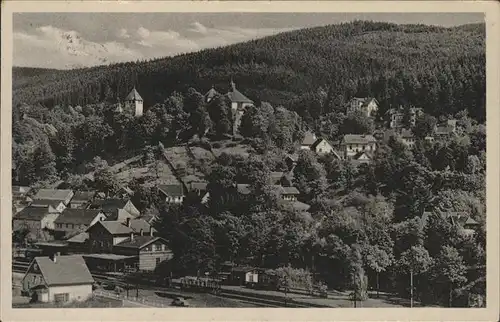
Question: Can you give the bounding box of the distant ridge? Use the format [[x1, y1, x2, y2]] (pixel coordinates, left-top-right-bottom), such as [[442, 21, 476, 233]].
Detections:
[[13, 20, 485, 118]]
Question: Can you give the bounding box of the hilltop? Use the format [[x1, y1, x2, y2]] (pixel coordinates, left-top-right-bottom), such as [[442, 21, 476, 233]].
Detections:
[[13, 21, 485, 121]]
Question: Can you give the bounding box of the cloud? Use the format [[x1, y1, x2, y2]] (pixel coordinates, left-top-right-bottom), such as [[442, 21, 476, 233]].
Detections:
[[117, 28, 130, 39], [189, 22, 208, 35], [135, 26, 196, 51], [14, 25, 141, 69], [14, 22, 296, 69]]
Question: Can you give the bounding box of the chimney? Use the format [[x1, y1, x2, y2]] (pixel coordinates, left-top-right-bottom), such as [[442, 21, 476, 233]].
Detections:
[[50, 253, 57, 263], [150, 228, 154, 237], [126, 218, 131, 227], [130, 232, 134, 241], [140, 229, 144, 236]]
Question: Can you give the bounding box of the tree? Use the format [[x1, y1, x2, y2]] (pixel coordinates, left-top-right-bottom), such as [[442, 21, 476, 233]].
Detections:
[[93, 168, 120, 197], [413, 114, 437, 139], [398, 245, 433, 307], [340, 111, 375, 135], [293, 150, 328, 202], [364, 245, 392, 298], [32, 139, 57, 183], [432, 246, 467, 307], [207, 94, 232, 138]]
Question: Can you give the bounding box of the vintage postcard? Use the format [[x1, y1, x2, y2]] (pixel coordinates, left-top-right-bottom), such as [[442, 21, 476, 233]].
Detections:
[[1, 1, 499, 321]]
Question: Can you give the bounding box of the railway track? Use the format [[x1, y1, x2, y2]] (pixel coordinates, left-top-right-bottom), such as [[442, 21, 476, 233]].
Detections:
[[12, 261, 321, 308]]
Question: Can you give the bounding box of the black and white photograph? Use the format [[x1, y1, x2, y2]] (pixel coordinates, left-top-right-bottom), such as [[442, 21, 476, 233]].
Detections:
[[1, 1, 499, 321]]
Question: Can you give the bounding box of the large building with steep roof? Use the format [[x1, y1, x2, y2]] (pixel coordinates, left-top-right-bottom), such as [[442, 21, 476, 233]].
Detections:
[[226, 80, 254, 136], [341, 134, 377, 159], [347, 97, 379, 118], [21, 254, 94, 303]]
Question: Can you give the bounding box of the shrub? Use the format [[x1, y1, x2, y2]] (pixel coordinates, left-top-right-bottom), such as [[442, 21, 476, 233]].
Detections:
[[212, 142, 222, 149]]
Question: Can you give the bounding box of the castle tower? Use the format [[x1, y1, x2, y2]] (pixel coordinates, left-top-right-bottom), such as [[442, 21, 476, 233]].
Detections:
[[124, 87, 143, 117]]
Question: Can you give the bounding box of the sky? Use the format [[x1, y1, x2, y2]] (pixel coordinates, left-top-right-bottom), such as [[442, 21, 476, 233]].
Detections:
[[13, 12, 484, 70]]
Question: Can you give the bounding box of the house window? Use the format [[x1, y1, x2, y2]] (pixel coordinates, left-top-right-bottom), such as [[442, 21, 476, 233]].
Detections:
[[155, 258, 161, 266], [66, 224, 70, 228], [54, 293, 69, 303]]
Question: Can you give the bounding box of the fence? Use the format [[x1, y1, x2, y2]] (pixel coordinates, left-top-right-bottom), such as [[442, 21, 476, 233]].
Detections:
[[94, 290, 169, 308]]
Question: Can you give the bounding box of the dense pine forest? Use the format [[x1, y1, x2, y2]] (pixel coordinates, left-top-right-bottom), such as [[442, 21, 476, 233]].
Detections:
[[13, 21, 485, 122], [12, 20, 486, 308]]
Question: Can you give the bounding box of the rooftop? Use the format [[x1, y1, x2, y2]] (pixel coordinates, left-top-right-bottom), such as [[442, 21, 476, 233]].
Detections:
[[66, 232, 89, 243], [400, 129, 415, 139], [226, 82, 253, 104], [310, 138, 332, 150], [125, 88, 143, 101], [301, 131, 317, 146], [71, 191, 96, 203], [31, 255, 94, 286], [30, 199, 63, 208], [280, 186, 300, 195], [54, 208, 103, 226], [129, 218, 154, 233], [115, 236, 167, 249], [349, 97, 378, 108], [89, 220, 133, 235], [342, 134, 377, 145], [14, 206, 49, 221], [158, 184, 184, 197], [83, 253, 137, 261], [205, 87, 219, 102], [33, 189, 73, 202], [89, 198, 128, 212]]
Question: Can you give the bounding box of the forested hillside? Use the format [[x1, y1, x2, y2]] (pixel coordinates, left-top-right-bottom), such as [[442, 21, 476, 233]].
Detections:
[[13, 21, 485, 122], [11, 20, 487, 307]]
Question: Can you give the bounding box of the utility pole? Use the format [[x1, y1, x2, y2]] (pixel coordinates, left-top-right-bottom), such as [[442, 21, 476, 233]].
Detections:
[[410, 269, 414, 308], [353, 272, 357, 308]]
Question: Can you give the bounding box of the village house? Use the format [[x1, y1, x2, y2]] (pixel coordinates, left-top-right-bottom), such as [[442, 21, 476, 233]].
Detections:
[[53, 209, 106, 237], [158, 183, 185, 204], [269, 171, 293, 187], [66, 232, 90, 254], [13, 206, 61, 233], [434, 120, 458, 140], [400, 129, 416, 148], [346, 97, 379, 118], [310, 138, 340, 157], [204, 86, 219, 103], [21, 254, 94, 303], [33, 189, 74, 206], [387, 106, 423, 128], [421, 211, 481, 237], [278, 199, 312, 214], [205, 81, 254, 136], [68, 191, 96, 209], [113, 235, 173, 272], [86, 220, 135, 253], [278, 186, 300, 201], [341, 134, 377, 159], [300, 131, 318, 150], [88, 198, 140, 222], [30, 199, 66, 213], [351, 151, 374, 165], [86, 218, 155, 253], [114, 186, 134, 200], [12, 186, 33, 213]]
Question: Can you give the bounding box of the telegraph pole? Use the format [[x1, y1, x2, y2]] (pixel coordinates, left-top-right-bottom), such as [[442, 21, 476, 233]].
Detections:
[[410, 269, 414, 308]]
